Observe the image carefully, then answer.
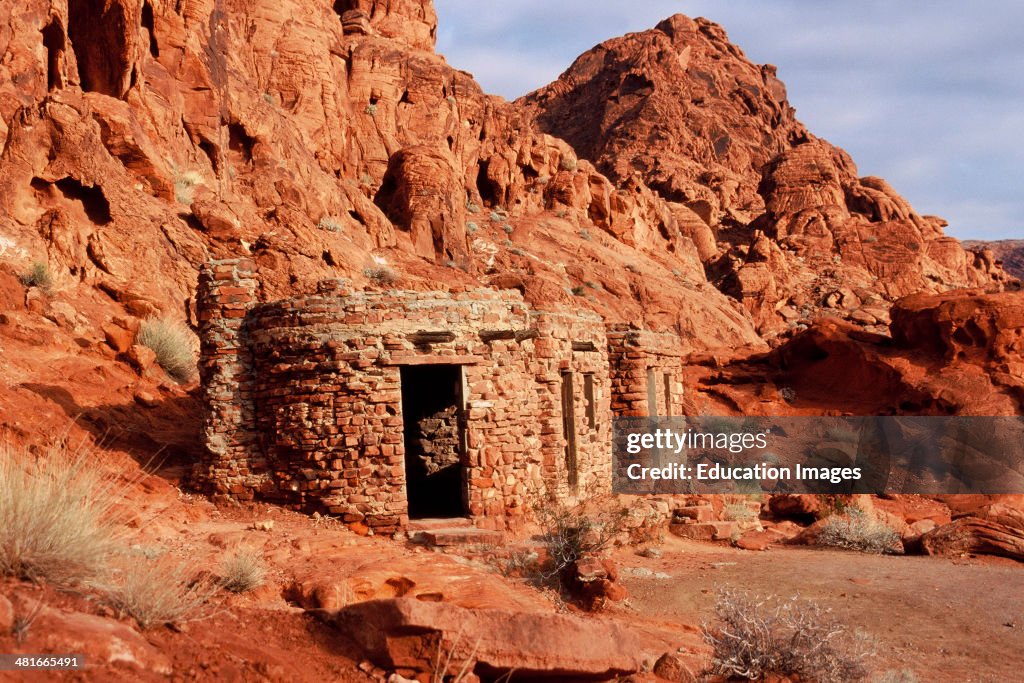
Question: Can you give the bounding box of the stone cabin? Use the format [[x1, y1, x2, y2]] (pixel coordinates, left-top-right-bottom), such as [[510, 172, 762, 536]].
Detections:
[[195, 259, 686, 533]]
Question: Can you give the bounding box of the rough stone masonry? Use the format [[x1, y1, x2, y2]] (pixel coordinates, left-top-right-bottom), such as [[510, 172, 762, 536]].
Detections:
[[195, 259, 687, 532]]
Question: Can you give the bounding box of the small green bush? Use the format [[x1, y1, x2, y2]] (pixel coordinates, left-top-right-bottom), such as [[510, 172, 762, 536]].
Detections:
[[364, 102, 377, 116], [466, 221, 479, 234], [137, 318, 197, 383], [19, 261, 54, 292]]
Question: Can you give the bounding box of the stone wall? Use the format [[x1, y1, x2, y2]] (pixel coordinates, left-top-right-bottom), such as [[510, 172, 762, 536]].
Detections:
[[196, 260, 624, 531], [607, 325, 687, 417]]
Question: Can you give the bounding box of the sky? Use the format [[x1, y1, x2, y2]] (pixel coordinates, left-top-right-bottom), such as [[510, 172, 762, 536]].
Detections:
[[435, 1, 1023, 241]]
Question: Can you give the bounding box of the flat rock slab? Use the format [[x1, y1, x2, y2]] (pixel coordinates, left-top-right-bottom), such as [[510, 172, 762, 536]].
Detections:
[[415, 527, 504, 546], [328, 598, 644, 679]]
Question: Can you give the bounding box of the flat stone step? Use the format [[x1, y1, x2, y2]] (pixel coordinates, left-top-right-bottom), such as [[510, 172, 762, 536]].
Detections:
[[407, 517, 473, 531], [669, 521, 737, 541], [413, 527, 504, 547]]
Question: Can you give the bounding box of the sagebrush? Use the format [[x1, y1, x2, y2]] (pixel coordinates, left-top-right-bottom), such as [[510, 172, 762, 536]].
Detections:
[[703, 588, 875, 682], [818, 508, 902, 554], [137, 318, 197, 382]]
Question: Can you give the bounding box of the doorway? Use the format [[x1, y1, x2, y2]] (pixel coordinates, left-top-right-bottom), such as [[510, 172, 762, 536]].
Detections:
[[400, 365, 467, 518]]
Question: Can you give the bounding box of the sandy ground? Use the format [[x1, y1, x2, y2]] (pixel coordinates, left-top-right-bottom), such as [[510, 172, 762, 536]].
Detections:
[[614, 537, 1024, 682]]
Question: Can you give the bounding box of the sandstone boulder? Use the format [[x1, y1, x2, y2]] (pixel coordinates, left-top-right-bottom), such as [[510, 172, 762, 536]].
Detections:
[[327, 598, 644, 679], [920, 517, 1024, 562]]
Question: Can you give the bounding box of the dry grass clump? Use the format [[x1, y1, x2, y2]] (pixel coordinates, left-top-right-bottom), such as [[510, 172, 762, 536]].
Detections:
[[104, 551, 219, 630], [818, 508, 902, 554], [0, 442, 125, 585], [219, 547, 266, 593], [174, 170, 203, 205], [363, 265, 398, 285], [137, 318, 197, 383], [703, 588, 875, 682]]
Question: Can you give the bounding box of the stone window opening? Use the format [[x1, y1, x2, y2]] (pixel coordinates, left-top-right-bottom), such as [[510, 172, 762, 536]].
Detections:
[[663, 372, 673, 416], [560, 370, 579, 490], [400, 364, 467, 519], [646, 367, 658, 417], [583, 372, 596, 430]]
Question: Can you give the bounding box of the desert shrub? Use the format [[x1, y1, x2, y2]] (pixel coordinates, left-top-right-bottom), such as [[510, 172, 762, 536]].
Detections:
[[559, 156, 577, 171], [363, 265, 398, 286], [137, 318, 197, 383], [703, 588, 875, 682], [19, 261, 54, 292], [533, 498, 628, 590], [174, 170, 203, 205], [578, 228, 592, 240], [501, 223, 514, 234], [465, 201, 481, 214], [818, 508, 901, 554], [465, 221, 478, 234], [0, 442, 125, 585], [317, 216, 343, 232], [723, 502, 758, 521], [509, 248, 527, 257], [219, 547, 266, 594], [571, 285, 586, 296], [364, 102, 377, 116], [105, 552, 218, 630]]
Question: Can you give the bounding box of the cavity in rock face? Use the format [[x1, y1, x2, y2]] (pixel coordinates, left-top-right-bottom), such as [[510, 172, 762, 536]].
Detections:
[[67, 0, 137, 99]]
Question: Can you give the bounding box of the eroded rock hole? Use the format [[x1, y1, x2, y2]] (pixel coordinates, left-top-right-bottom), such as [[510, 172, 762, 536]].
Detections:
[[142, 1, 159, 58], [41, 18, 66, 91], [401, 365, 466, 519], [228, 123, 255, 163], [198, 139, 220, 174], [33, 177, 112, 225], [475, 160, 501, 208], [67, 0, 134, 98], [332, 0, 358, 15]]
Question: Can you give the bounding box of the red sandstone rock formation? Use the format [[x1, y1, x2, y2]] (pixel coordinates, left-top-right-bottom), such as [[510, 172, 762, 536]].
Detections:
[[687, 290, 1024, 416], [964, 240, 1024, 280], [520, 14, 1014, 333]]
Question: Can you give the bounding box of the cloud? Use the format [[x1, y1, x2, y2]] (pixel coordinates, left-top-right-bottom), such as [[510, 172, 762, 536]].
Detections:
[[434, 1, 1024, 240]]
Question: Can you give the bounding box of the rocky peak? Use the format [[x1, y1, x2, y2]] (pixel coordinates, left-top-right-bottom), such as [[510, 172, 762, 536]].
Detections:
[[520, 14, 1012, 334]]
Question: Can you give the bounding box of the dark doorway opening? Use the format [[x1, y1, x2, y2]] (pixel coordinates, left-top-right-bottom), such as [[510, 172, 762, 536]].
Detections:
[[400, 365, 466, 519]]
